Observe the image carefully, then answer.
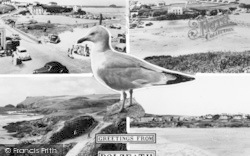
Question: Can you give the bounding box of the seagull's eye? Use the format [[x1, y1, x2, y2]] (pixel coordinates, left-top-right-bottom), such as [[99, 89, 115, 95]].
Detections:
[[90, 32, 95, 36]]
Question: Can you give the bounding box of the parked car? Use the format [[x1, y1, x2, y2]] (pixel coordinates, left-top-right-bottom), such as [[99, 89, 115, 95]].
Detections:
[[110, 24, 121, 29], [48, 34, 60, 44], [15, 46, 31, 61], [33, 61, 69, 74], [115, 43, 126, 53], [0, 50, 5, 57], [145, 22, 153, 26]]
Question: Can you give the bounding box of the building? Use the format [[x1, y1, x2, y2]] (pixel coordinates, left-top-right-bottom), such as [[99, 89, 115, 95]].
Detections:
[[205, 114, 213, 119], [32, 1, 40, 6], [130, 10, 139, 18], [187, 0, 199, 3], [197, 0, 236, 3], [232, 115, 243, 120], [157, 1, 166, 7], [219, 115, 230, 120], [1, 0, 11, 5], [168, 6, 183, 15], [73, 5, 81, 12], [29, 6, 47, 15]]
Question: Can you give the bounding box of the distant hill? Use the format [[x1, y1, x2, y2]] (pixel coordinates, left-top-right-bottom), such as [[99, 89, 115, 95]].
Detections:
[[16, 94, 120, 114], [4, 104, 15, 108]]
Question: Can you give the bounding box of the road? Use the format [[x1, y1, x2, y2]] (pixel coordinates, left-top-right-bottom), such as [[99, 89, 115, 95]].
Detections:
[[0, 13, 92, 74]]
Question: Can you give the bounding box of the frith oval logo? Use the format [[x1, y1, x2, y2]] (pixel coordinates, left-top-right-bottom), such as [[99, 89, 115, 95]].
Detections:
[[188, 14, 237, 40]]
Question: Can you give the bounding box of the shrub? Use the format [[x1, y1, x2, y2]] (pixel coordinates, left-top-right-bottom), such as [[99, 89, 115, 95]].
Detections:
[[49, 116, 97, 143], [144, 51, 250, 74]]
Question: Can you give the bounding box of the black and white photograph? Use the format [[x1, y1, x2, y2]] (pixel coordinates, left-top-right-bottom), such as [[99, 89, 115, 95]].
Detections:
[[129, 0, 250, 73], [129, 74, 250, 156], [0, 0, 126, 74], [1, 0, 250, 155], [0, 76, 127, 155]]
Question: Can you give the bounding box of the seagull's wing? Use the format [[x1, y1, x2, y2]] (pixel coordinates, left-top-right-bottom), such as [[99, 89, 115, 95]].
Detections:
[[100, 51, 195, 87]]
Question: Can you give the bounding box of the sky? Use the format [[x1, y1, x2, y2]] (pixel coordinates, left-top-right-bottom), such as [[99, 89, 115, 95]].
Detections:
[[0, 75, 116, 106], [134, 74, 250, 116], [1, 74, 250, 115], [15, 0, 126, 6]]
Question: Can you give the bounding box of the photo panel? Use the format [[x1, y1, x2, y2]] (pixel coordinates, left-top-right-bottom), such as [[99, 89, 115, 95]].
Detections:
[[129, 0, 250, 73], [128, 74, 250, 156], [0, 0, 127, 74], [0, 75, 128, 155]]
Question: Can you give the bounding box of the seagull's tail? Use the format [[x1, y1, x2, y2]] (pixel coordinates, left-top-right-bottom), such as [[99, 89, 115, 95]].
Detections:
[[163, 71, 195, 85]]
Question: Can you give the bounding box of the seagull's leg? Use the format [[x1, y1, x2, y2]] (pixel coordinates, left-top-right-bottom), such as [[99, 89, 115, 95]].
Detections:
[[129, 89, 133, 106], [120, 91, 127, 113]]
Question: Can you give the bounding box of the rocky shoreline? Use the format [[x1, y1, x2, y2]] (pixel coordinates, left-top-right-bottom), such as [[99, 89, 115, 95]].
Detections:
[[0, 94, 145, 156]]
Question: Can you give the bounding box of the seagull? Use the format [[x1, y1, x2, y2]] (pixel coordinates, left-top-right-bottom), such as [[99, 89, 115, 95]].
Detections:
[[78, 26, 195, 113]]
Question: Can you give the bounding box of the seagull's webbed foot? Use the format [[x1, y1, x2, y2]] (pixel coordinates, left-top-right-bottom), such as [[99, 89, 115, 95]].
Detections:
[[119, 108, 127, 113], [118, 91, 127, 113], [129, 89, 133, 106]]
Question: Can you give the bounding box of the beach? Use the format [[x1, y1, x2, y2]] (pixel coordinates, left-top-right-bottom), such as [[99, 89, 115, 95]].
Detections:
[[130, 128, 250, 156], [130, 14, 250, 58], [0, 114, 43, 144]]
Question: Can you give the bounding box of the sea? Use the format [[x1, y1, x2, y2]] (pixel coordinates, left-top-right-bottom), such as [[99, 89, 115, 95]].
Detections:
[[0, 114, 43, 144]]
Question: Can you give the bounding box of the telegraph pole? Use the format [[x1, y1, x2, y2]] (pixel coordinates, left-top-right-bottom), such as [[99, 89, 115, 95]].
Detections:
[[99, 13, 103, 25]]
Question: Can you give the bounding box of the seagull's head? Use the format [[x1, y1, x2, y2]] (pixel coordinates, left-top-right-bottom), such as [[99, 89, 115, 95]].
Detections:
[[77, 26, 110, 44]]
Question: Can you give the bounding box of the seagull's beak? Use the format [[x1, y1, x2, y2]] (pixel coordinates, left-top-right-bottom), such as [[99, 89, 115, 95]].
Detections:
[[167, 74, 195, 85], [77, 36, 89, 44]]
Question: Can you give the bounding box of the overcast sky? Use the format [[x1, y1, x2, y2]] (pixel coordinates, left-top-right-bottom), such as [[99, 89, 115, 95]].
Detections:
[[0, 76, 116, 106], [135, 74, 250, 116], [1, 74, 250, 115], [15, 0, 126, 6]]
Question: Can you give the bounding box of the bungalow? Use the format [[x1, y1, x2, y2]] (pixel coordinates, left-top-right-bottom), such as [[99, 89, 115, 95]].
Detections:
[[73, 5, 81, 12], [219, 115, 230, 120], [187, 0, 199, 4], [205, 114, 213, 119], [197, 0, 236, 3], [130, 10, 139, 18], [232, 115, 243, 120], [29, 6, 47, 15], [1, 0, 11, 5], [168, 6, 183, 15], [139, 117, 154, 123], [163, 116, 172, 122], [156, 1, 166, 7], [32, 1, 40, 6]]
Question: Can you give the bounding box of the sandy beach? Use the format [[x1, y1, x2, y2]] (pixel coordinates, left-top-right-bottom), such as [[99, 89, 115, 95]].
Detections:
[[0, 114, 43, 144], [130, 128, 250, 156], [130, 13, 250, 58]]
